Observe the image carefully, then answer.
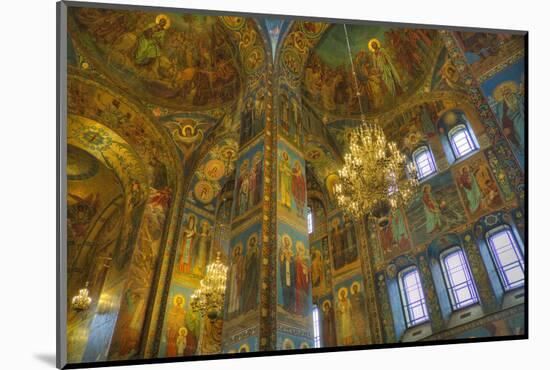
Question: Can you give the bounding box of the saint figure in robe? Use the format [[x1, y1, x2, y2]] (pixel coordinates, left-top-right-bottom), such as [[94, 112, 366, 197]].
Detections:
[[291, 160, 306, 215], [279, 151, 293, 209], [279, 235, 295, 312], [391, 208, 410, 251], [134, 17, 168, 66], [321, 300, 337, 347], [243, 234, 260, 312], [331, 218, 345, 270], [337, 287, 353, 345], [457, 165, 483, 215], [248, 152, 262, 208], [493, 81, 525, 155], [227, 244, 245, 315], [350, 282, 367, 344], [422, 184, 443, 234], [311, 249, 324, 289], [165, 295, 186, 357], [178, 215, 197, 273], [192, 220, 211, 275], [295, 241, 310, 316], [236, 160, 250, 216], [369, 38, 403, 97]]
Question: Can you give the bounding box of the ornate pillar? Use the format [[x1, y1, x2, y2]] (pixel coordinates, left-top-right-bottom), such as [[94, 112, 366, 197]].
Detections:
[[357, 217, 384, 344], [270, 70, 314, 351], [220, 51, 277, 353]]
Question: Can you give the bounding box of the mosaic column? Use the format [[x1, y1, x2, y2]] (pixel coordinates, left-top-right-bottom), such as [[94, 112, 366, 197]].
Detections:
[[220, 58, 275, 353], [356, 218, 384, 344], [270, 77, 314, 352], [220, 59, 315, 352]]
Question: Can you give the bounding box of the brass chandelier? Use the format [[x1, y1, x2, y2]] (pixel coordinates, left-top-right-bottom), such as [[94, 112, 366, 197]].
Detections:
[[334, 25, 419, 222], [71, 282, 92, 311], [190, 252, 228, 320]]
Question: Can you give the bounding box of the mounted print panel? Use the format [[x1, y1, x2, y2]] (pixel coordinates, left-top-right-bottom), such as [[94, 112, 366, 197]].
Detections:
[[58, 2, 527, 368]]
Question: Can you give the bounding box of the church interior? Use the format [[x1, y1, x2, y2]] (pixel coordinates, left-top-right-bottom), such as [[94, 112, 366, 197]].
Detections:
[[64, 4, 526, 364]]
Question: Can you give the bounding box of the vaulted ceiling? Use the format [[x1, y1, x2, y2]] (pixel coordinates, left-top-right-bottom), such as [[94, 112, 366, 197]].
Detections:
[[67, 7, 455, 206]]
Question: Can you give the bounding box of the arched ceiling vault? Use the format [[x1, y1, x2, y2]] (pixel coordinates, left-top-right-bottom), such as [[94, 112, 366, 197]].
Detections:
[[68, 114, 148, 206], [301, 24, 443, 121], [68, 11, 471, 210], [67, 73, 181, 190], [68, 8, 250, 113]]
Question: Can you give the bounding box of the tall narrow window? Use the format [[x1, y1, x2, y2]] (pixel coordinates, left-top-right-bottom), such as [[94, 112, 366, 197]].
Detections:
[[307, 207, 314, 234], [449, 124, 476, 159], [312, 305, 321, 348], [412, 146, 437, 180], [486, 226, 525, 291], [398, 267, 430, 327], [440, 247, 479, 310]]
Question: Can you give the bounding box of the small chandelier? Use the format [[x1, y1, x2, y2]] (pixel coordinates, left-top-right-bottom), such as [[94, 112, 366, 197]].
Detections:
[[334, 25, 419, 224], [190, 252, 228, 321], [71, 282, 92, 311]]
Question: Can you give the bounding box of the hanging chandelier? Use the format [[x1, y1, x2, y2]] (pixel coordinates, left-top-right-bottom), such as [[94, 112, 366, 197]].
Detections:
[[190, 252, 228, 321], [71, 282, 92, 311], [333, 25, 419, 224]]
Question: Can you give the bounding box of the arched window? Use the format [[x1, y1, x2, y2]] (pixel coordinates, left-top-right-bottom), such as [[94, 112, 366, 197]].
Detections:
[[440, 247, 479, 310], [307, 207, 314, 234], [312, 304, 321, 348], [448, 124, 477, 159], [398, 267, 430, 327], [412, 146, 437, 180], [486, 225, 525, 291]]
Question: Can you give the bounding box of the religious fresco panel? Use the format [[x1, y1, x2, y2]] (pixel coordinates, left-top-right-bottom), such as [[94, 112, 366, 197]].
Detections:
[[456, 31, 524, 81], [175, 209, 214, 278], [318, 295, 337, 348], [210, 198, 233, 265], [430, 48, 468, 93], [480, 59, 525, 167], [159, 284, 201, 357], [187, 138, 238, 213], [329, 212, 359, 272], [162, 113, 219, 164], [310, 237, 330, 300], [276, 219, 314, 351], [225, 222, 262, 320], [240, 87, 267, 146], [277, 140, 307, 219], [406, 171, 467, 247], [233, 140, 264, 220], [68, 8, 242, 111], [108, 186, 173, 359], [374, 207, 413, 261], [303, 25, 441, 117], [333, 276, 370, 346], [277, 221, 311, 317], [484, 147, 516, 202], [451, 152, 504, 220], [279, 87, 304, 148]]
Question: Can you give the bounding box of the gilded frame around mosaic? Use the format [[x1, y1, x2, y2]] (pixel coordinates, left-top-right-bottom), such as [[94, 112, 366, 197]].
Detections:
[[57, 1, 527, 368]]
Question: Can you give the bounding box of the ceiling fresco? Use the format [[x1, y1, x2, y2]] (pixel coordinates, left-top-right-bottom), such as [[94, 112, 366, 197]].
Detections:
[[68, 8, 242, 111], [303, 25, 442, 117]]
